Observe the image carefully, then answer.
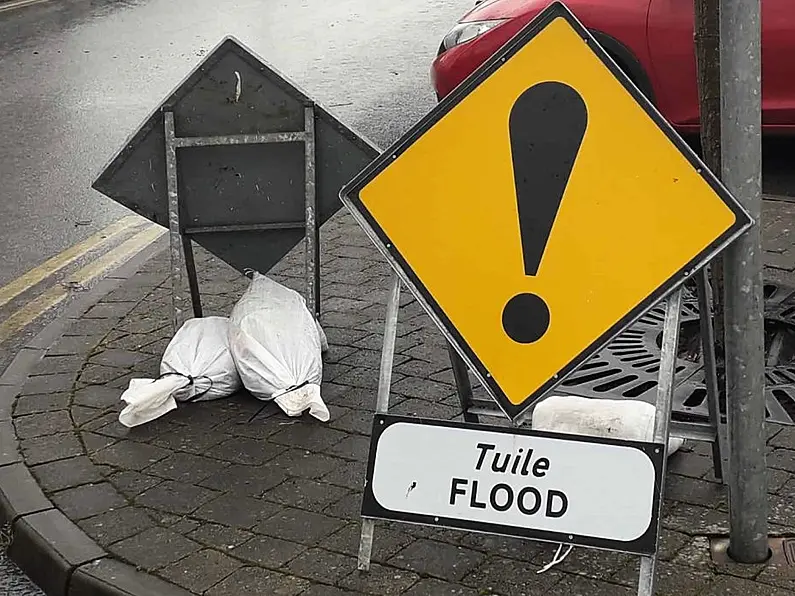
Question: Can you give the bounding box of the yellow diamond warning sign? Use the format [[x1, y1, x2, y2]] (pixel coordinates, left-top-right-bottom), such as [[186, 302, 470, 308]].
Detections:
[[340, 2, 752, 420]]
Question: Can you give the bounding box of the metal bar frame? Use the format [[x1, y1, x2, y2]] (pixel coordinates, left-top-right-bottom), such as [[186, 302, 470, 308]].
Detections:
[[358, 274, 401, 572], [164, 111, 187, 332], [161, 105, 321, 324], [637, 288, 683, 596], [304, 105, 320, 318]]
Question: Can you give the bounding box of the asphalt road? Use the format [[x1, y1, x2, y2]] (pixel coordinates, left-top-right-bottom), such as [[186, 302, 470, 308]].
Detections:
[[0, 0, 473, 588]]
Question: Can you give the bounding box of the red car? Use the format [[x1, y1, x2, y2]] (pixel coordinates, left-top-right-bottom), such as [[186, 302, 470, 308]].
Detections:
[[431, 0, 795, 135]]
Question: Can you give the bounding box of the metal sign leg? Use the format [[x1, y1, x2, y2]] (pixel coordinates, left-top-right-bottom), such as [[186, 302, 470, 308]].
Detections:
[[182, 234, 203, 318], [637, 288, 683, 596], [696, 269, 727, 481], [164, 111, 187, 332], [304, 105, 320, 319], [358, 274, 401, 572], [447, 345, 479, 423]]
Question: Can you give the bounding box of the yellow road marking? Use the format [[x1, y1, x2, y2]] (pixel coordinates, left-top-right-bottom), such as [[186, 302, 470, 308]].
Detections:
[[0, 225, 165, 344], [0, 0, 50, 13], [0, 216, 142, 310]]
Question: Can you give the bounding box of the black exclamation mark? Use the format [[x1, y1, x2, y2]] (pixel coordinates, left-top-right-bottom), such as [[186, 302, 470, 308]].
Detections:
[[501, 82, 588, 344]]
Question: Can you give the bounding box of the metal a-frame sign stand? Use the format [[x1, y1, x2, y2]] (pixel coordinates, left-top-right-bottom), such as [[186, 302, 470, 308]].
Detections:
[[340, 4, 752, 595], [93, 37, 378, 331], [163, 104, 321, 329]]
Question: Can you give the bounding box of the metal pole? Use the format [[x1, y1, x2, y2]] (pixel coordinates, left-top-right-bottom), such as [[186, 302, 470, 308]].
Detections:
[[164, 111, 187, 332], [637, 288, 683, 596], [720, 0, 768, 563], [358, 274, 401, 571]]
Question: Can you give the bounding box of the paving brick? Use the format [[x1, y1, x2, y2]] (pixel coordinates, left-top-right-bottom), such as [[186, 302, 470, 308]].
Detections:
[[256, 507, 346, 543], [149, 425, 228, 454], [211, 436, 286, 466], [323, 492, 362, 521], [269, 424, 349, 451], [330, 409, 374, 435], [77, 506, 155, 545], [81, 431, 117, 453], [612, 559, 714, 594], [14, 411, 73, 438], [228, 534, 306, 568], [402, 578, 479, 595], [71, 406, 109, 427], [658, 529, 691, 561], [328, 434, 371, 461], [462, 555, 562, 593], [390, 398, 461, 419], [189, 524, 253, 549], [768, 448, 795, 473], [160, 548, 243, 593], [51, 482, 126, 520], [31, 455, 102, 492], [546, 575, 633, 595], [199, 463, 287, 496], [33, 355, 83, 375], [769, 493, 795, 528], [338, 562, 419, 594], [13, 392, 70, 416], [19, 372, 76, 395], [70, 558, 194, 596], [668, 451, 716, 479], [74, 385, 122, 408], [665, 475, 727, 509], [701, 575, 794, 596], [770, 427, 795, 449], [265, 448, 347, 480], [193, 493, 282, 529], [21, 431, 83, 465], [300, 586, 357, 596], [663, 503, 729, 535], [79, 364, 129, 385], [768, 467, 793, 494], [391, 376, 455, 402], [93, 440, 170, 470], [47, 334, 100, 357], [321, 460, 367, 491], [108, 469, 162, 496], [320, 523, 414, 563], [89, 348, 150, 369], [205, 567, 309, 596], [136, 480, 220, 515], [145, 452, 229, 483], [389, 539, 486, 582], [264, 478, 350, 512], [285, 547, 356, 584], [112, 527, 200, 570]]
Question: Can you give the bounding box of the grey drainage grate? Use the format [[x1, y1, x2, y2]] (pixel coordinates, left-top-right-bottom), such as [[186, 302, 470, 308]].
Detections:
[[557, 282, 795, 425]]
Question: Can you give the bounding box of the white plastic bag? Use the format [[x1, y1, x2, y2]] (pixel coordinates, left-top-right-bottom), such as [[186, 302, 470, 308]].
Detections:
[[118, 317, 241, 428], [531, 395, 684, 456], [229, 273, 328, 421]]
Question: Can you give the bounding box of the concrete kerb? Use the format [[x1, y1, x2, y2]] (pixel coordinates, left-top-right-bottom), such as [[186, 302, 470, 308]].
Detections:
[[0, 235, 190, 596]]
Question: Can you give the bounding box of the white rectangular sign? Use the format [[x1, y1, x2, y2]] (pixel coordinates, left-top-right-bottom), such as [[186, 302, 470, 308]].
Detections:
[[362, 415, 664, 554]]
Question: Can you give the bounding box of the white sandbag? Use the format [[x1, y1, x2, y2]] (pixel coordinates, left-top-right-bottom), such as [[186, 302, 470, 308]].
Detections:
[[531, 395, 684, 456], [229, 272, 328, 422], [118, 317, 241, 428], [161, 316, 241, 402]]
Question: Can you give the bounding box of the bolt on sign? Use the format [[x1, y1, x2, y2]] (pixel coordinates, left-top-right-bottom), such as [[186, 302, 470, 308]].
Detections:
[[340, 2, 751, 421]]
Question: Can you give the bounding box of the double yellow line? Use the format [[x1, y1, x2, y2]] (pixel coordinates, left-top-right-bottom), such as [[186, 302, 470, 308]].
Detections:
[[0, 217, 165, 344]]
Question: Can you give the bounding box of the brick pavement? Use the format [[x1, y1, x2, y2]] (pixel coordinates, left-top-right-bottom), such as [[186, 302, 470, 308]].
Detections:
[[2, 200, 795, 595]]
